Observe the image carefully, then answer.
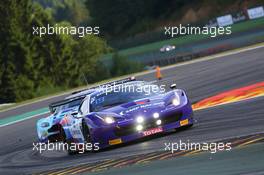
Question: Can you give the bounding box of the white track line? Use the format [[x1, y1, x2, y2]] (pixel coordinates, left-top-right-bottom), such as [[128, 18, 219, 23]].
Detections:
[[0, 111, 49, 128]]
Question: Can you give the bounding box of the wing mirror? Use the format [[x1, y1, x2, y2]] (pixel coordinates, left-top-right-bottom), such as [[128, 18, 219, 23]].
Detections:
[[170, 83, 177, 89]]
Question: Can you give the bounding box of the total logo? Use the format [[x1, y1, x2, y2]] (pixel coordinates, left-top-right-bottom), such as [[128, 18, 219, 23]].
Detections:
[[143, 127, 163, 136]]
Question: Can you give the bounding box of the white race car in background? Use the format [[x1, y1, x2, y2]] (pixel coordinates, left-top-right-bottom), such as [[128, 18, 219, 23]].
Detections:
[[160, 45, 176, 52]]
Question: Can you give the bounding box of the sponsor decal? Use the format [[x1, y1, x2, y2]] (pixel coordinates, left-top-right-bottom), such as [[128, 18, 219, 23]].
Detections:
[[109, 138, 122, 145], [217, 14, 233, 27], [60, 116, 69, 126], [143, 127, 163, 136], [71, 129, 82, 138], [180, 119, 189, 126], [247, 6, 264, 19], [122, 102, 164, 114], [136, 101, 147, 105]]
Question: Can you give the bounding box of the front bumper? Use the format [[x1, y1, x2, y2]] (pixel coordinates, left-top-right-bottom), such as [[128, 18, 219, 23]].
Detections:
[[91, 104, 193, 149], [37, 123, 62, 143]]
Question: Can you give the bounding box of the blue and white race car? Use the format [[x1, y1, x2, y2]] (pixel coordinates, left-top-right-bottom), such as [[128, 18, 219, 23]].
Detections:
[[36, 89, 95, 143], [49, 79, 194, 154]]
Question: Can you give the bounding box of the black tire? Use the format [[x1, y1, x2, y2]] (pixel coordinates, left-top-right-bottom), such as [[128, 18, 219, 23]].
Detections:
[[60, 127, 79, 155], [82, 120, 94, 153], [59, 125, 66, 142], [82, 121, 91, 143]]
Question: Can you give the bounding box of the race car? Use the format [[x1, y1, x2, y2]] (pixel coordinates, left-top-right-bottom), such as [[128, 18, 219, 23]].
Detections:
[[160, 45, 176, 52], [36, 77, 136, 143], [36, 89, 95, 143], [57, 80, 194, 154]]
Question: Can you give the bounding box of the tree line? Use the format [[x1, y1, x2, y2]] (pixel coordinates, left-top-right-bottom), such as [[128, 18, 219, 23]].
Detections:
[[0, 0, 142, 103]]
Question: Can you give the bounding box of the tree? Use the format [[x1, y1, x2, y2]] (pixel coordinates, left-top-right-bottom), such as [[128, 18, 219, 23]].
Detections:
[[0, 0, 35, 102], [36, 0, 90, 26], [75, 35, 110, 83], [0, 0, 111, 103], [111, 52, 143, 77]]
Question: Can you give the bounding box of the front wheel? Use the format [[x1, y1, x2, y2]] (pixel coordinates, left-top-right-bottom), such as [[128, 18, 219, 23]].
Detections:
[[60, 127, 79, 155], [81, 120, 96, 153], [82, 121, 92, 143]]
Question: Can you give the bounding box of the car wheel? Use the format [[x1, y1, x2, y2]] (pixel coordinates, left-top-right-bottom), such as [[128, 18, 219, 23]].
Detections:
[[59, 125, 66, 142], [82, 121, 91, 142], [60, 127, 79, 155], [82, 120, 94, 152]]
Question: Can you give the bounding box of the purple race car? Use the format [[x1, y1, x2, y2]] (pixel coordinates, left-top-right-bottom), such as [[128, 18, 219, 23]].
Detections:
[[54, 79, 194, 154]]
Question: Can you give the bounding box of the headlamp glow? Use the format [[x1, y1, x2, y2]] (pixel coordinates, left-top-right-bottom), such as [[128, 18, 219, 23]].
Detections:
[[136, 116, 144, 123], [172, 98, 180, 106], [136, 125, 143, 131], [104, 117, 115, 124], [153, 112, 159, 118]]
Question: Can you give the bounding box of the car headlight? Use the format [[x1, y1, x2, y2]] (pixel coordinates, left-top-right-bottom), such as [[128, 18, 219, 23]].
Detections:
[[40, 122, 50, 128], [136, 125, 143, 131], [136, 116, 144, 123], [104, 116, 115, 124], [153, 112, 159, 118], [156, 119, 162, 125], [172, 98, 180, 106]]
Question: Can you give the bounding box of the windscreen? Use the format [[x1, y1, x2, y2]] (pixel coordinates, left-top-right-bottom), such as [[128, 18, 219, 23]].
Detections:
[[90, 84, 163, 112]]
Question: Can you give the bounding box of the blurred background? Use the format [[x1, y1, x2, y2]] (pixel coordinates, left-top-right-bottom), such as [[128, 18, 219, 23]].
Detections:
[[0, 0, 263, 103]]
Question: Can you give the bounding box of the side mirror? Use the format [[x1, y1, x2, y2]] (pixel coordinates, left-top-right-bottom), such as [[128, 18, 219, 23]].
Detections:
[[170, 83, 177, 89]]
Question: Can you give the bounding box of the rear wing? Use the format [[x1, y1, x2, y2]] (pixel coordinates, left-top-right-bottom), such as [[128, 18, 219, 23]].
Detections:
[[71, 76, 136, 95], [49, 95, 85, 114]]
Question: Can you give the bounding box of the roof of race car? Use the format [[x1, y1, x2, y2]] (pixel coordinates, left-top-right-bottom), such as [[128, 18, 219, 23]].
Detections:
[[67, 80, 147, 99], [49, 77, 140, 110], [89, 80, 151, 95]]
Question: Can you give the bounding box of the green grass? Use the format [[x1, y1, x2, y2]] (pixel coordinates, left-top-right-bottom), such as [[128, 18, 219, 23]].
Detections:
[[34, 86, 68, 98], [111, 17, 264, 57]]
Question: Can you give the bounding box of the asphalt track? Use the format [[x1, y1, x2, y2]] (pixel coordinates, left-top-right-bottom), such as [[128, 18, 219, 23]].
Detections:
[[0, 47, 263, 174]]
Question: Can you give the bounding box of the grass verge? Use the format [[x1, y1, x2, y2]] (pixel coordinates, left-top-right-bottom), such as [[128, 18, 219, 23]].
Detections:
[[116, 17, 264, 57]]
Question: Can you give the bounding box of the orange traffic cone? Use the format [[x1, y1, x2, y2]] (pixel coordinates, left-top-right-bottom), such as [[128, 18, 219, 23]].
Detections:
[[156, 66, 162, 80]]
